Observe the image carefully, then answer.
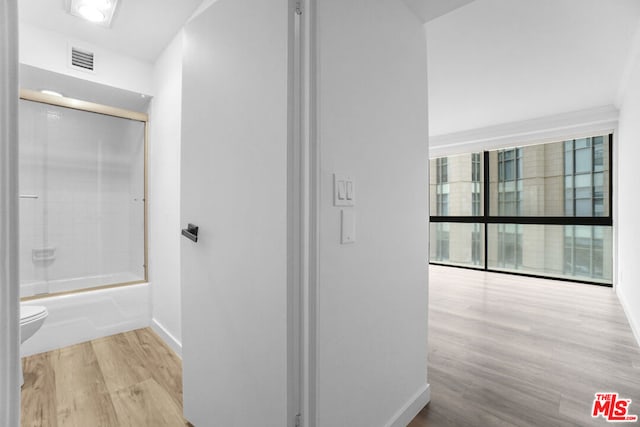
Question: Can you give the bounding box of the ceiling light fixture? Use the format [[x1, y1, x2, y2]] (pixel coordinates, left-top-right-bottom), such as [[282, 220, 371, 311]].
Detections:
[[67, 0, 119, 27], [40, 90, 64, 98], [78, 5, 106, 23]]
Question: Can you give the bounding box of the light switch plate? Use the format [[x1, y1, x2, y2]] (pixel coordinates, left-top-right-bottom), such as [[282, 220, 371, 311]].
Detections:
[[341, 209, 356, 244], [334, 173, 354, 206]]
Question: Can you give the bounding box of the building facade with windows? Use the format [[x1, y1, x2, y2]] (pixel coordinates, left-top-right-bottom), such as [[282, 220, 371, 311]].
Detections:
[[429, 136, 612, 284]]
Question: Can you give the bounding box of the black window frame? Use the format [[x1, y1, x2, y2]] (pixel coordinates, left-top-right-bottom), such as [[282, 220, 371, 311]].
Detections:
[[429, 133, 613, 287]]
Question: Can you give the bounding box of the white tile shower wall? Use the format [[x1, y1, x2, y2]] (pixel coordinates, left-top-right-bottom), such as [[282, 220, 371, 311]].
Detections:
[[18, 100, 146, 297]]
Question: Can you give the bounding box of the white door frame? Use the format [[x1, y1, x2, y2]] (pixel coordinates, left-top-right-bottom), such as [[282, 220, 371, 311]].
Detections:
[[296, 0, 319, 426], [0, 0, 21, 425], [288, 0, 303, 425], [289, 1, 315, 425]]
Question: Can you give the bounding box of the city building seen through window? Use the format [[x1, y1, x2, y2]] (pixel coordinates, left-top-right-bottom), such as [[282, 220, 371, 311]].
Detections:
[[429, 135, 612, 285]]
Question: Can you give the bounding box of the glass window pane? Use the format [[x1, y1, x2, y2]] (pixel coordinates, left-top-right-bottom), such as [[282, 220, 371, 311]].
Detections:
[[488, 136, 610, 217], [430, 153, 483, 216], [433, 137, 613, 286], [487, 224, 611, 284], [430, 222, 484, 268]]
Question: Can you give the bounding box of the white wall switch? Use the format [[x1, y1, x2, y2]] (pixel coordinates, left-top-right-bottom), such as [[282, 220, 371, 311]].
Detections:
[[334, 173, 355, 206], [345, 181, 353, 200], [337, 180, 346, 200], [341, 209, 356, 244]]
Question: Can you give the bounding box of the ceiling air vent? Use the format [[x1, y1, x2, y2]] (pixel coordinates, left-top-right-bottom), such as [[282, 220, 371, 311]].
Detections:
[[70, 47, 95, 72]]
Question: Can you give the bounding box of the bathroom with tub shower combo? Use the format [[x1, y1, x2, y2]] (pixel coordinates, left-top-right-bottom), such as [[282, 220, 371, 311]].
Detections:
[[17, 72, 148, 384]]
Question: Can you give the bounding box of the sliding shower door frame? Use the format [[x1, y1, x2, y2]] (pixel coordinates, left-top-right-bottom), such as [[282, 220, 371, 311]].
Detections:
[[19, 89, 149, 301]]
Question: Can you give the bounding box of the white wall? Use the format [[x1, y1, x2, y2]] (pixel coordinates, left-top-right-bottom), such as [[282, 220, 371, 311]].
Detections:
[[19, 23, 154, 96], [0, 0, 21, 423], [616, 39, 640, 347], [147, 32, 184, 355], [314, 0, 430, 425]]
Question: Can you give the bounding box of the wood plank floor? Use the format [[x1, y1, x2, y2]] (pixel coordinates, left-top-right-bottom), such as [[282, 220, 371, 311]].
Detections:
[[21, 266, 640, 426], [21, 328, 189, 427], [410, 266, 640, 427]]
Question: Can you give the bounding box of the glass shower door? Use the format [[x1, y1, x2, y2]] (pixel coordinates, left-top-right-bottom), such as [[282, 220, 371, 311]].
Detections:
[[19, 101, 49, 296], [19, 98, 146, 298]]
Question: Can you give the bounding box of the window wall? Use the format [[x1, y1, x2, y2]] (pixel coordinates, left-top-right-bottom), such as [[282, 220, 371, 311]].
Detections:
[[429, 134, 612, 285]]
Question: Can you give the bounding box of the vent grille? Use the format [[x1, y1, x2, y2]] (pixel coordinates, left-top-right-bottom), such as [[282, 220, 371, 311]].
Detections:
[[71, 47, 94, 71]]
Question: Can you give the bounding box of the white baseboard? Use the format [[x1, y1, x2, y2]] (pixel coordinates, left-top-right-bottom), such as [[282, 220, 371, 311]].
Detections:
[[151, 318, 182, 358], [385, 383, 431, 427], [617, 287, 640, 348]]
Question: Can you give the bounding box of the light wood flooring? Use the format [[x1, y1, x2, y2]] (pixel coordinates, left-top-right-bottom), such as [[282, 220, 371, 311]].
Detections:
[[21, 266, 640, 426], [410, 265, 640, 427], [21, 328, 189, 427]]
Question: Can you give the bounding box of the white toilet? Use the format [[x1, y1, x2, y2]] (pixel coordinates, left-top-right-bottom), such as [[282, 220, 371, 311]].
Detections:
[[19, 305, 48, 386]]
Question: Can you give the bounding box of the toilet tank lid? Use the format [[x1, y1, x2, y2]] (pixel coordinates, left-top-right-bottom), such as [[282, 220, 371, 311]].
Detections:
[[20, 305, 48, 323]]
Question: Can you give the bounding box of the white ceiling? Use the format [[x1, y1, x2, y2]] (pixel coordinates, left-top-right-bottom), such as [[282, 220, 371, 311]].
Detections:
[[427, 0, 640, 136], [19, 0, 203, 63]]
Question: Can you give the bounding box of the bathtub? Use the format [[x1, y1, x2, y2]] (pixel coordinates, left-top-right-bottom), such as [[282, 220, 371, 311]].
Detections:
[[20, 282, 150, 357]]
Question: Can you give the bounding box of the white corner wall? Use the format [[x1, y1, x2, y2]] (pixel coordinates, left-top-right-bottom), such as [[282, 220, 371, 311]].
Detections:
[[616, 40, 640, 347], [148, 32, 184, 356], [314, 1, 430, 426], [19, 23, 154, 96]]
